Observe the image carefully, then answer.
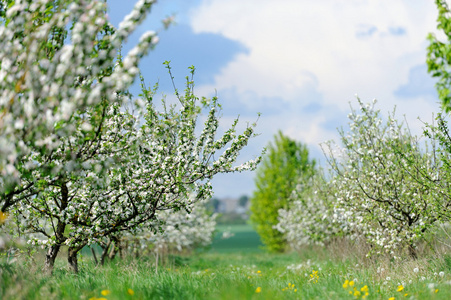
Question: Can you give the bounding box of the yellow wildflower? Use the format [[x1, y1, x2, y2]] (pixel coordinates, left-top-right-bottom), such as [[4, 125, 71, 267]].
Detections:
[[354, 290, 361, 297], [396, 285, 404, 292], [388, 297, 395, 300], [101, 290, 110, 296], [435, 289, 439, 293], [127, 288, 135, 296], [361, 285, 369, 293], [349, 280, 355, 287], [343, 280, 349, 288], [255, 287, 262, 293]]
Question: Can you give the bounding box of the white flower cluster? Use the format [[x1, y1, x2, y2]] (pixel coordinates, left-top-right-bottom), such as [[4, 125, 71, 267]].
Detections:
[[275, 170, 346, 250], [131, 196, 217, 254]]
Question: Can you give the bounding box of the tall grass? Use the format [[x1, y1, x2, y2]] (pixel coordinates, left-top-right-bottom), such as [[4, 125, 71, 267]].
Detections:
[[1, 244, 451, 299], [2, 224, 451, 299]]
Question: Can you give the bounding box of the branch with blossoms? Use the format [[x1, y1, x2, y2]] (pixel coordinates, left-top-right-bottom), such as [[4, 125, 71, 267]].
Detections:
[[1, 0, 155, 273], [0, 0, 156, 207]]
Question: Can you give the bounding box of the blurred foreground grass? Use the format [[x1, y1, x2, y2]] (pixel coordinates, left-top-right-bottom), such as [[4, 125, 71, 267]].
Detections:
[[2, 225, 451, 299]]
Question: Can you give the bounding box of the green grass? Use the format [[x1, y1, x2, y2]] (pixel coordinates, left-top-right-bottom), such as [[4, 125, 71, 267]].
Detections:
[[2, 246, 451, 300], [2, 225, 451, 299]]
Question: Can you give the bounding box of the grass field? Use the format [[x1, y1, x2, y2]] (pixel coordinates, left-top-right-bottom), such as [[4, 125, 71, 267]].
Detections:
[[208, 224, 264, 253], [1, 224, 451, 299]]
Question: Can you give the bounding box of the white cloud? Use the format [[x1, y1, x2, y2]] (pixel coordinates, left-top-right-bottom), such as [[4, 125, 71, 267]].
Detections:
[[189, 0, 438, 112]]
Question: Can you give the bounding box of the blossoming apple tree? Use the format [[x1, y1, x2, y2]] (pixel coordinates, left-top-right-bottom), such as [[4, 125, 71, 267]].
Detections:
[[1, 0, 261, 273], [323, 99, 441, 259], [0, 0, 158, 272]]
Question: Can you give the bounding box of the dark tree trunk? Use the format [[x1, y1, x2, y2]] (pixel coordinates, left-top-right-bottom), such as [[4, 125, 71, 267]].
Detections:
[[91, 246, 98, 265], [100, 238, 112, 266], [44, 244, 61, 274], [43, 181, 70, 274], [67, 244, 85, 273], [43, 217, 67, 274]]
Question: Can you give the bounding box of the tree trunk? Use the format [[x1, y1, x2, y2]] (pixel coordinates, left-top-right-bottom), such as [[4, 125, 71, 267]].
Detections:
[[408, 243, 418, 260], [91, 246, 98, 265], [67, 244, 85, 273], [108, 235, 123, 261], [100, 239, 112, 266], [43, 244, 61, 274], [43, 217, 67, 274], [43, 181, 70, 274], [108, 242, 117, 261]]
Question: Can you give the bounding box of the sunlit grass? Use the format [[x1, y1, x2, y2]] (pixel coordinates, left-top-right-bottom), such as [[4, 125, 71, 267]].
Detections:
[[2, 225, 451, 299], [1, 248, 451, 299]]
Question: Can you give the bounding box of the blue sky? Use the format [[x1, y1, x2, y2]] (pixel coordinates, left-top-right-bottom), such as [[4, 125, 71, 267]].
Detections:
[[107, 0, 441, 199]]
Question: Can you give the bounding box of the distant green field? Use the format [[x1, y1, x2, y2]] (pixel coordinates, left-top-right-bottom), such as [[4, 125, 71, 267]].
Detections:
[[209, 224, 264, 253]]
